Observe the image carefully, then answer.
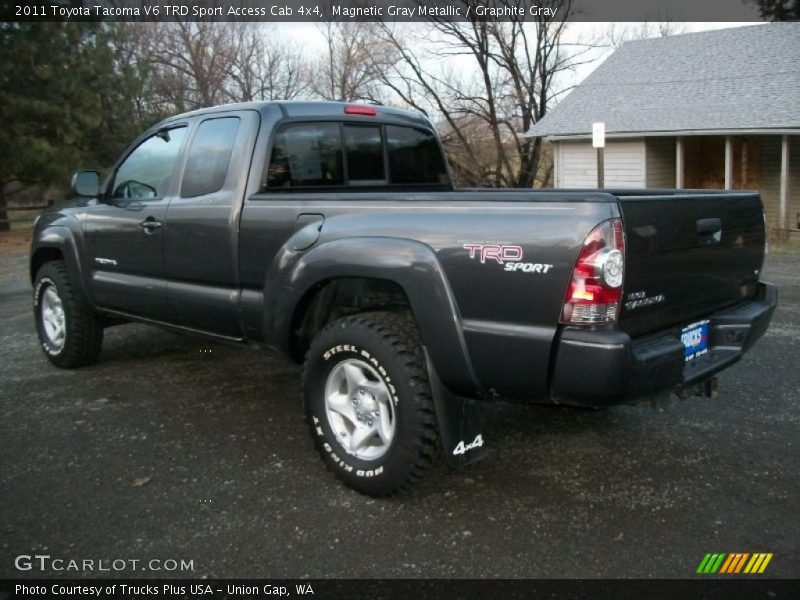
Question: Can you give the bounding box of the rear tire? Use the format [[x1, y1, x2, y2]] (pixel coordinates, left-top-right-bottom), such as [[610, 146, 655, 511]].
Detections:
[[33, 261, 103, 368], [302, 312, 438, 496]]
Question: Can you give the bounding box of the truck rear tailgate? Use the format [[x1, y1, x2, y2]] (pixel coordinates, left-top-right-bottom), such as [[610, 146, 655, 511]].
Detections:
[[616, 191, 766, 338]]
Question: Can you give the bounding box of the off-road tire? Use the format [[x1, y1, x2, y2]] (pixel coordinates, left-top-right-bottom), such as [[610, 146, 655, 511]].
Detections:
[[33, 260, 103, 368], [302, 312, 438, 496]]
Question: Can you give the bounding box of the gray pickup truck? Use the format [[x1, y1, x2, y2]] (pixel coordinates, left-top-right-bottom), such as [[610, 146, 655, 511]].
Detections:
[[30, 101, 776, 495]]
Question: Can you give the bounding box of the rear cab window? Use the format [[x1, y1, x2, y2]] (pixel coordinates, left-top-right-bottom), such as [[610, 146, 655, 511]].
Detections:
[[386, 125, 447, 185], [267, 123, 343, 188], [344, 125, 385, 185], [264, 120, 448, 191]]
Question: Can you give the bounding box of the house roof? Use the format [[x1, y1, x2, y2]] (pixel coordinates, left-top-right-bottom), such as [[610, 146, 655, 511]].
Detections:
[[526, 22, 800, 139]]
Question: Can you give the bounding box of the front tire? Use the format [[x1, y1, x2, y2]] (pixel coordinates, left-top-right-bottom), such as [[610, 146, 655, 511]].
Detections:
[[33, 261, 103, 368], [302, 312, 438, 496]]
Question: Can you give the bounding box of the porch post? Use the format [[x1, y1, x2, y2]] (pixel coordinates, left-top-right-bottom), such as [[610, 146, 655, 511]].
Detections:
[[779, 135, 789, 232], [553, 140, 559, 188], [675, 137, 684, 188], [724, 136, 734, 190]]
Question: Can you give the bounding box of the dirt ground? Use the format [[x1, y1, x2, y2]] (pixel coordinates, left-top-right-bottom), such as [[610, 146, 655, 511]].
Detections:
[[1, 229, 798, 579], [0, 228, 33, 254]]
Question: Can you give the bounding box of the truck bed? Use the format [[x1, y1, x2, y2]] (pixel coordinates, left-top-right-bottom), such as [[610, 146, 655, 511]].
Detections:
[[239, 187, 766, 401]]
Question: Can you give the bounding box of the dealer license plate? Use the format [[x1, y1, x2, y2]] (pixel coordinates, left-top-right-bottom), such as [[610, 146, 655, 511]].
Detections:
[[681, 320, 710, 362]]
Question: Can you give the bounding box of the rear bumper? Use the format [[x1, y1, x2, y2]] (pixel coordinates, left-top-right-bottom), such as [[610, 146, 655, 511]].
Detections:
[[550, 282, 778, 407]]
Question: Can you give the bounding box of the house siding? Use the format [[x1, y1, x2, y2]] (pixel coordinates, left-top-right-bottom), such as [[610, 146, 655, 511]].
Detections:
[[556, 140, 645, 188], [553, 134, 800, 240], [644, 137, 676, 188]]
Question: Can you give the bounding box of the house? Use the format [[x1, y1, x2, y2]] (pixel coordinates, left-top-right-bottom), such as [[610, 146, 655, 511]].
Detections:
[[525, 23, 800, 240]]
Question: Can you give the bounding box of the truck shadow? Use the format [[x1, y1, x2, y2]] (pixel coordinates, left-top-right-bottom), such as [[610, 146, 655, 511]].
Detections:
[[95, 322, 674, 501]]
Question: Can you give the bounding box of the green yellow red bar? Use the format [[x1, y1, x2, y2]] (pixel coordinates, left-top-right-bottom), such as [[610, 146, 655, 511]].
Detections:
[[701, 552, 773, 574]]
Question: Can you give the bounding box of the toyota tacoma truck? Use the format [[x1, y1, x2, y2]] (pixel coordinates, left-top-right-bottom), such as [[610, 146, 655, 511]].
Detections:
[[30, 101, 777, 495]]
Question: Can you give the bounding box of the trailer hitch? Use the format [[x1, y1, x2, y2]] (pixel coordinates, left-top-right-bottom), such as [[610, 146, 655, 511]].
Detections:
[[676, 377, 719, 400]]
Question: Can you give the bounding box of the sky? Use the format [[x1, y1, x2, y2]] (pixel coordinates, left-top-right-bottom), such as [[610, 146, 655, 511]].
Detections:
[[277, 21, 764, 103]]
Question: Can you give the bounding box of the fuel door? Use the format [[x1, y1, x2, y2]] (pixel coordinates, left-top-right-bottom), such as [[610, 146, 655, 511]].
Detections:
[[293, 213, 325, 251]]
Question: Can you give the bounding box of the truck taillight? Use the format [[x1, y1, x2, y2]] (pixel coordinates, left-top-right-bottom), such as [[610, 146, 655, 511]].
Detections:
[[344, 104, 377, 116], [561, 218, 625, 325]]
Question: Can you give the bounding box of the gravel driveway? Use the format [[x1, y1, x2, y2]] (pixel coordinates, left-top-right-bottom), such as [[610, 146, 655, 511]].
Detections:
[[1, 236, 798, 578]]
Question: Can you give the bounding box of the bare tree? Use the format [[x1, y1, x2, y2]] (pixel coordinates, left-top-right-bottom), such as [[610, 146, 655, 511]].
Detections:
[[114, 12, 594, 188], [374, 0, 584, 188], [128, 22, 310, 112], [312, 22, 394, 103], [143, 22, 235, 111], [227, 24, 309, 102], [605, 21, 687, 49], [106, 25, 168, 125]]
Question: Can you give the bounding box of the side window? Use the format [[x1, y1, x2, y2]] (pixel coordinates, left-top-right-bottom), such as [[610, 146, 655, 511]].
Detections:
[[386, 125, 448, 185], [112, 126, 186, 199], [266, 123, 343, 188], [180, 117, 241, 198], [344, 125, 385, 184]]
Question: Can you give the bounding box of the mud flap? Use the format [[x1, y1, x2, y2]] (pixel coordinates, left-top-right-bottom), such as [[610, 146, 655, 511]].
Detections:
[[425, 350, 487, 468]]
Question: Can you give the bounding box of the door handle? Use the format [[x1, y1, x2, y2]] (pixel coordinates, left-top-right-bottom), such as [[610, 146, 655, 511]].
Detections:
[[696, 217, 722, 245], [696, 218, 721, 235], [141, 217, 162, 233]]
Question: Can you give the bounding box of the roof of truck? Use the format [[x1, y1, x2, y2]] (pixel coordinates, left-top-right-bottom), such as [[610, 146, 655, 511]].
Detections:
[[161, 100, 433, 129]]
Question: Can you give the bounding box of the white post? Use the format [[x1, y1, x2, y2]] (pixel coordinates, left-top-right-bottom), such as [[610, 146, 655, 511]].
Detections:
[[724, 136, 734, 190], [779, 135, 789, 232], [675, 137, 684, 188], [592, 123, 605, 189]]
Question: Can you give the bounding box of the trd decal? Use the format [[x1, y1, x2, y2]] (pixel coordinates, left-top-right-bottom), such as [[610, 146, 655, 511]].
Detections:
[[463, 243, 522, 264], [463, 243, 552, 274]]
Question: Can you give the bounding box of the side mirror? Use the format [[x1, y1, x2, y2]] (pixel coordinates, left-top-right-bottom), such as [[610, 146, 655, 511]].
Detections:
[[71, 171, 100, 198]]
